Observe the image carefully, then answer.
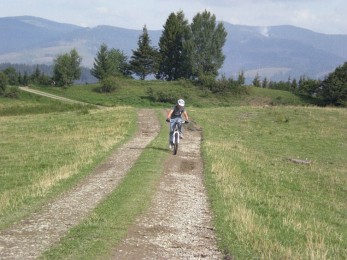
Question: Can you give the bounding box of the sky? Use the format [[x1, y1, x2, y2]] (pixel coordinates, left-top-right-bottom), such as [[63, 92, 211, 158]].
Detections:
[[1, 0, 346, 35]]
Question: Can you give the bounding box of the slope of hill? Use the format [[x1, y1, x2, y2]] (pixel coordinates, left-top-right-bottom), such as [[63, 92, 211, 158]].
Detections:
[[0, 16, 346, 81]]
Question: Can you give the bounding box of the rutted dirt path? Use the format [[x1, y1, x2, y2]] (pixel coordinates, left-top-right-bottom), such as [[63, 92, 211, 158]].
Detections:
[[112, 123, 222, 259], [0, 109, 159, 259], [0, 100, 222, 259]]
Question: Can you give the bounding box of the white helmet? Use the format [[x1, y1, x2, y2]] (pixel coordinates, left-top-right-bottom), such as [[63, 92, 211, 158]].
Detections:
[[177, 99, 185, 107]]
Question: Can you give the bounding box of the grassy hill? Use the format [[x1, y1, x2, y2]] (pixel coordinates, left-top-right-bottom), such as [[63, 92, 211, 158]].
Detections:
[[27, 78, 307, 108]]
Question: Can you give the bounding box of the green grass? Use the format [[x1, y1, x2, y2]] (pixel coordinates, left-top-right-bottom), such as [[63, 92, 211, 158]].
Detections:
[[41, 110, 169, 259], [190, 106, 346, 259], [0, 103, 137, 229], [0, 91, 94, 116], [32, 78, 306, 108], [247, 87, 307, 106]]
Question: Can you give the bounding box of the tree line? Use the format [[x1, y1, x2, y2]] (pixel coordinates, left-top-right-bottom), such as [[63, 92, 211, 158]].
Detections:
[[251, 63, 347, 106], [0, 10, 346, 106], [90, 11, 227, 85]]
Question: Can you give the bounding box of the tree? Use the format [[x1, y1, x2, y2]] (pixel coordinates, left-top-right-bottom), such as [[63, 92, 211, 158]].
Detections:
[[291, 78, 298, 93], [252, 73, 261, 87], [130, 25, 157, 80], [3, 67, 18, 85], [20, 71, 29, 86], [91, 43, 130, 81], [31, 65, 41, 84], [298, 76, 320, 96], [237, 71, 245, 86], [262, 77, 269, 88], [189, 10, 227, 79], [319, 62, 347, 106], [157, 11, 191, 81], [53, 49, 82, 87], [91, 43, 110, 80], [0, 71, 8, 95], [108, 48, 131, 77]]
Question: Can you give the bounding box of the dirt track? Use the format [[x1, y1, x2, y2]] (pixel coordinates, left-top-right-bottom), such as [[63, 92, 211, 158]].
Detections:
[[112, 122, 222, 259], [19, 87, 97, 107], [0, 92, 222, 259]]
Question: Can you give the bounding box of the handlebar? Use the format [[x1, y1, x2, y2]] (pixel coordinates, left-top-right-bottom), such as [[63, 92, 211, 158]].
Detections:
[[166, 119, 189, 124]]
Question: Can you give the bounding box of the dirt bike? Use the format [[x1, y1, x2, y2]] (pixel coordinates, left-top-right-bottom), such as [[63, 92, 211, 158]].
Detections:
[[167, 119, 189, 155]]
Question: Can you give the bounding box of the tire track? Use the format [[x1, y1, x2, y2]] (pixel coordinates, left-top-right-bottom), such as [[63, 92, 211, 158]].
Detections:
[[112, 122, 222, 259], [19, 87, 103, 108]]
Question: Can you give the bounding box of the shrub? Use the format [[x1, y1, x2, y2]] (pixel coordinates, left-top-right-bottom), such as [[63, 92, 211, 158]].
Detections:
[[146, 87, 179, 104], [4, 86, 20, 98], [100, 76, 119, 93], [230, 85, 250, 95], [195, 74, 249, 95]]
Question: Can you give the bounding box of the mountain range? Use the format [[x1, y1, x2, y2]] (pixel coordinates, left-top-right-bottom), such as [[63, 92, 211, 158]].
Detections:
[[1, 15, 347, 81]]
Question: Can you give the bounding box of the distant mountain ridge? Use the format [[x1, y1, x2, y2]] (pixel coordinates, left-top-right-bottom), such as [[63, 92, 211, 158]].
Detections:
[[1, 15, 346, 81]]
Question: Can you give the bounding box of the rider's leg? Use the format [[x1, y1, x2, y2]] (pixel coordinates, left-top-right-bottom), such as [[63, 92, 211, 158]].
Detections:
[[169, 120, 176, 144], [177, 118, 183, 138]]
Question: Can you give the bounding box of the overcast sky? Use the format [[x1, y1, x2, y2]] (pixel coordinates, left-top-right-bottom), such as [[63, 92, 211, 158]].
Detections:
[[1, 0, 346, 35]]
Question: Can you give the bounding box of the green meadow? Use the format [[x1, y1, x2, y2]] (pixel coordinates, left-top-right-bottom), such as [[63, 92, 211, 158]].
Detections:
[[191, 106, 346, 259], [0, 81, 346, 259]]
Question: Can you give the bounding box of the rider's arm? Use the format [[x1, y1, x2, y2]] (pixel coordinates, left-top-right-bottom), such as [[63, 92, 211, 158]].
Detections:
[[167, 109, 173, 120], [183, 111, 189, 121]]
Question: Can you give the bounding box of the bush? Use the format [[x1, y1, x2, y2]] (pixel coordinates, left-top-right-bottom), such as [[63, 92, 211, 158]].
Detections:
[[146, 87, 180, 104], [4, 86, 20, 98], [195, 74, 249, 95], [195, 74, 217, 92], [100, 76, 119, 93], [230, 85, 250, 95]]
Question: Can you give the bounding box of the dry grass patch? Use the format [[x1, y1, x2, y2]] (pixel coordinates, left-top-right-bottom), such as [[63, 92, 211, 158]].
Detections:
[[0, 107, 136, 228]]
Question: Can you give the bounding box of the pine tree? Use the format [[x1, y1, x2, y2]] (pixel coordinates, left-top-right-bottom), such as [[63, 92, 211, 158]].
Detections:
[[237, 71, 245, 86], [291, 78, 298, 93], [262, 77, 269, 88], [189, 10, 227, 79], [157, 11, 191, 81], [91, 43, 131, 81], [31, 65, 41, 83], [252, 73, 261, 87], [130, 25, 157, 80], [0, 72, 8, 95], [91, 43, 110, 80]]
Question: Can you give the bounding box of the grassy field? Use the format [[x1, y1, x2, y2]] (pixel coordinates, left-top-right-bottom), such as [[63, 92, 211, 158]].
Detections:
[[190, 106, 346, 259], [1, 83, 346, 258], [0, 94, 137, 228], [0, 91, 94, 116]]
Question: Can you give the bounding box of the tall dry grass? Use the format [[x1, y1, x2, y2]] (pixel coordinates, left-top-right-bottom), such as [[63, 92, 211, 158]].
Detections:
[[0, 107, 136, 228]]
